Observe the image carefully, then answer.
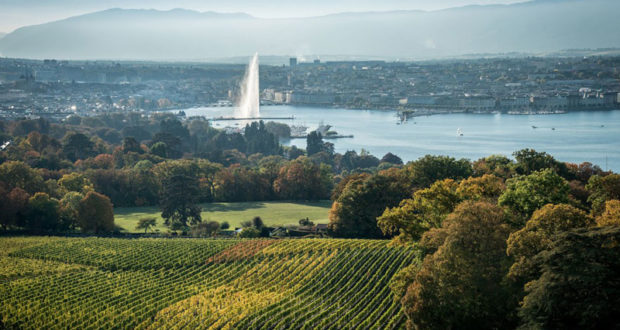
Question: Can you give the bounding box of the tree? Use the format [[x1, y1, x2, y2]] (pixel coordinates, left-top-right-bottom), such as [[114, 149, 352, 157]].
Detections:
[[473, 154, 514, 178], [160, 174, 202, 230], [506, 203, 593, 285], [58, 172, 94, 194], [62, 132, 95, 161], [405, 155, 472, 188], [329, 172, 411, 238], [136, 217, 157, 233], [78, 191, 115, 233], [378, 174, 504, 243], [519, 226, 620, 329], [59, 191, 84, 230], [586, 174, 620, 215], [401, 201, 518, 330], [596, 199, 620, 226], [380, 152, 403, 165], [238, 227, 260, 238], [306, 131, 324, 156], [378, 179, 461, 242], [0, 187, 29, 229], [273, 157, 333, 200], [122, 137, 143, 154], [25, 192, 61, 232], [0, 161, 45, 194], [190, 220, 220, 237], [512, 148, 568, 177], [499, 168, 571, 221]]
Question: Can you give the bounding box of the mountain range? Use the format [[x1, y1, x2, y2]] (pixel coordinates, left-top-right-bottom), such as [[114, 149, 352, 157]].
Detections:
[[0, 0, 618, 61]]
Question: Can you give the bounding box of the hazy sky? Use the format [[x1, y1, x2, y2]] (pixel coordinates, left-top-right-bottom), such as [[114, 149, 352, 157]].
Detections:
[[0, 0, 529, 32]]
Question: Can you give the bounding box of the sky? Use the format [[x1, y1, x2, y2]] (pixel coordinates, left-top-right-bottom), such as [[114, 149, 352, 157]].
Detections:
[[0, 0, 530, 33]]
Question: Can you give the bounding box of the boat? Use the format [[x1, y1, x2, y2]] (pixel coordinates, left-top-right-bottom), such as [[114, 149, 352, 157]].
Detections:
[[457, 128, 464, 136], [532, 125, 538, 129]]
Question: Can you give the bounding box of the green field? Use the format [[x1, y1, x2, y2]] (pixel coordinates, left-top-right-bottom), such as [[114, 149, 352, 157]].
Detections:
[[0, 237, 414, 329], [114, 200, 332, 233]]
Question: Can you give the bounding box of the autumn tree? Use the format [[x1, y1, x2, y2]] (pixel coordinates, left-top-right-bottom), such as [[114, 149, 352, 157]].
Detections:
[[378, 174, 504, 243], [506, 203, 593, 285], [586, 173, 620, 215], [273, 157, 333, 200], [472, 154, 515, 178], [401, 201, 518, 329], [58, 173, 94, 194], [0, 186, 29, 229], [595, 199, 620, 226], [78, 191, 115, 233], [0, 161, 45, 194]]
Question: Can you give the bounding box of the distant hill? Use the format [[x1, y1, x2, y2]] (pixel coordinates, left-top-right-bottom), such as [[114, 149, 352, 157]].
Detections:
[[1, 0, 619, 60]]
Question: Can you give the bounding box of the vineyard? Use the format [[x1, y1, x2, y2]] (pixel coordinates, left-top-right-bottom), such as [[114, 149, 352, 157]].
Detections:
[[0, 237, 416, 329]]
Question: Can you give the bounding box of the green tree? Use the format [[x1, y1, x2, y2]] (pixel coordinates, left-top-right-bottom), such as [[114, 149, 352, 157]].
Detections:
[[62, 132, 95, 162], [405, 155, 472, 188], [329, 172, 411, 238], [59, 191, 84, 230], [58, 173, 94, 194], [136, 217, 157, 233], [401, 201, 518, 330], [513, 148, 568, 176], [519, 226, 620, 329], [499, 168, 571, 221], [506, 203, 593, 285], [25, 192, 61, 232], [306, 131, 324, 156], [160, 174, 202, 230], [78, 191, 115, 233]]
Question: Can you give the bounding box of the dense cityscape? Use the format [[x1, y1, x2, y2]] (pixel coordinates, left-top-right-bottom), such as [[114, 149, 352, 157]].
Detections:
[[1, 55, 619, 120]]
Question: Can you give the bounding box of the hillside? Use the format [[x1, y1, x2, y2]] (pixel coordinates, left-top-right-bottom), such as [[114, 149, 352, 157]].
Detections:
[[0, 0, 619, 60], [0, 237, 416, 328]]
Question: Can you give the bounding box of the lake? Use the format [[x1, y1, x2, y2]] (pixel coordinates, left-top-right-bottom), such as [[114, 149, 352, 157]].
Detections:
[[176, 106, 620, 171]]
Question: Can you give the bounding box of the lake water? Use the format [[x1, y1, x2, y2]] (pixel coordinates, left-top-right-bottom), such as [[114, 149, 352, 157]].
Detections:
[[177, 106, 620, 171]]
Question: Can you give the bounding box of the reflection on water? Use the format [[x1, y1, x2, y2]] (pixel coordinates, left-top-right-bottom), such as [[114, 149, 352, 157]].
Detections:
[[175, 106, 620, 171]]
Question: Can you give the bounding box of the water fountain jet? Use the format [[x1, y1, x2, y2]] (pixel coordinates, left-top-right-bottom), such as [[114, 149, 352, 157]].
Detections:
[[235, 53, 260, 119]]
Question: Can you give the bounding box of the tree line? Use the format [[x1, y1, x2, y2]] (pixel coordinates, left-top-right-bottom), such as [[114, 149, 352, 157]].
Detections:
[[325, 148, 620, 329]]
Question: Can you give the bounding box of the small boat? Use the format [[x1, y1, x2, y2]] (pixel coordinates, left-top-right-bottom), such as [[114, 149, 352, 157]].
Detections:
[[551, 127, 555, 131], [532, 125, 538, 129], [457, 128, 464, 136]]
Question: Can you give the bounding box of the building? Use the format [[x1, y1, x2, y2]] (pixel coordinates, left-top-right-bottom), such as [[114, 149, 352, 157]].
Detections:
[[289, 57, 297, 67]]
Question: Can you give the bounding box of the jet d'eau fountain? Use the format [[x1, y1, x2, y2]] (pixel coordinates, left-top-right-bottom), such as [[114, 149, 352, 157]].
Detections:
[[235, 53, 260, 119]]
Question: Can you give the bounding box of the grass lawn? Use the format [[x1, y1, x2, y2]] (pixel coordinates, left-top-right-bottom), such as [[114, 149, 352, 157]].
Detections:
[[114, 200, 332, 233]]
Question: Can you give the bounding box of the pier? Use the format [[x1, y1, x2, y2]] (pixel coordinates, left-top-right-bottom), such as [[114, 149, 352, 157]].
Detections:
[[209, 116, 295, 121]]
